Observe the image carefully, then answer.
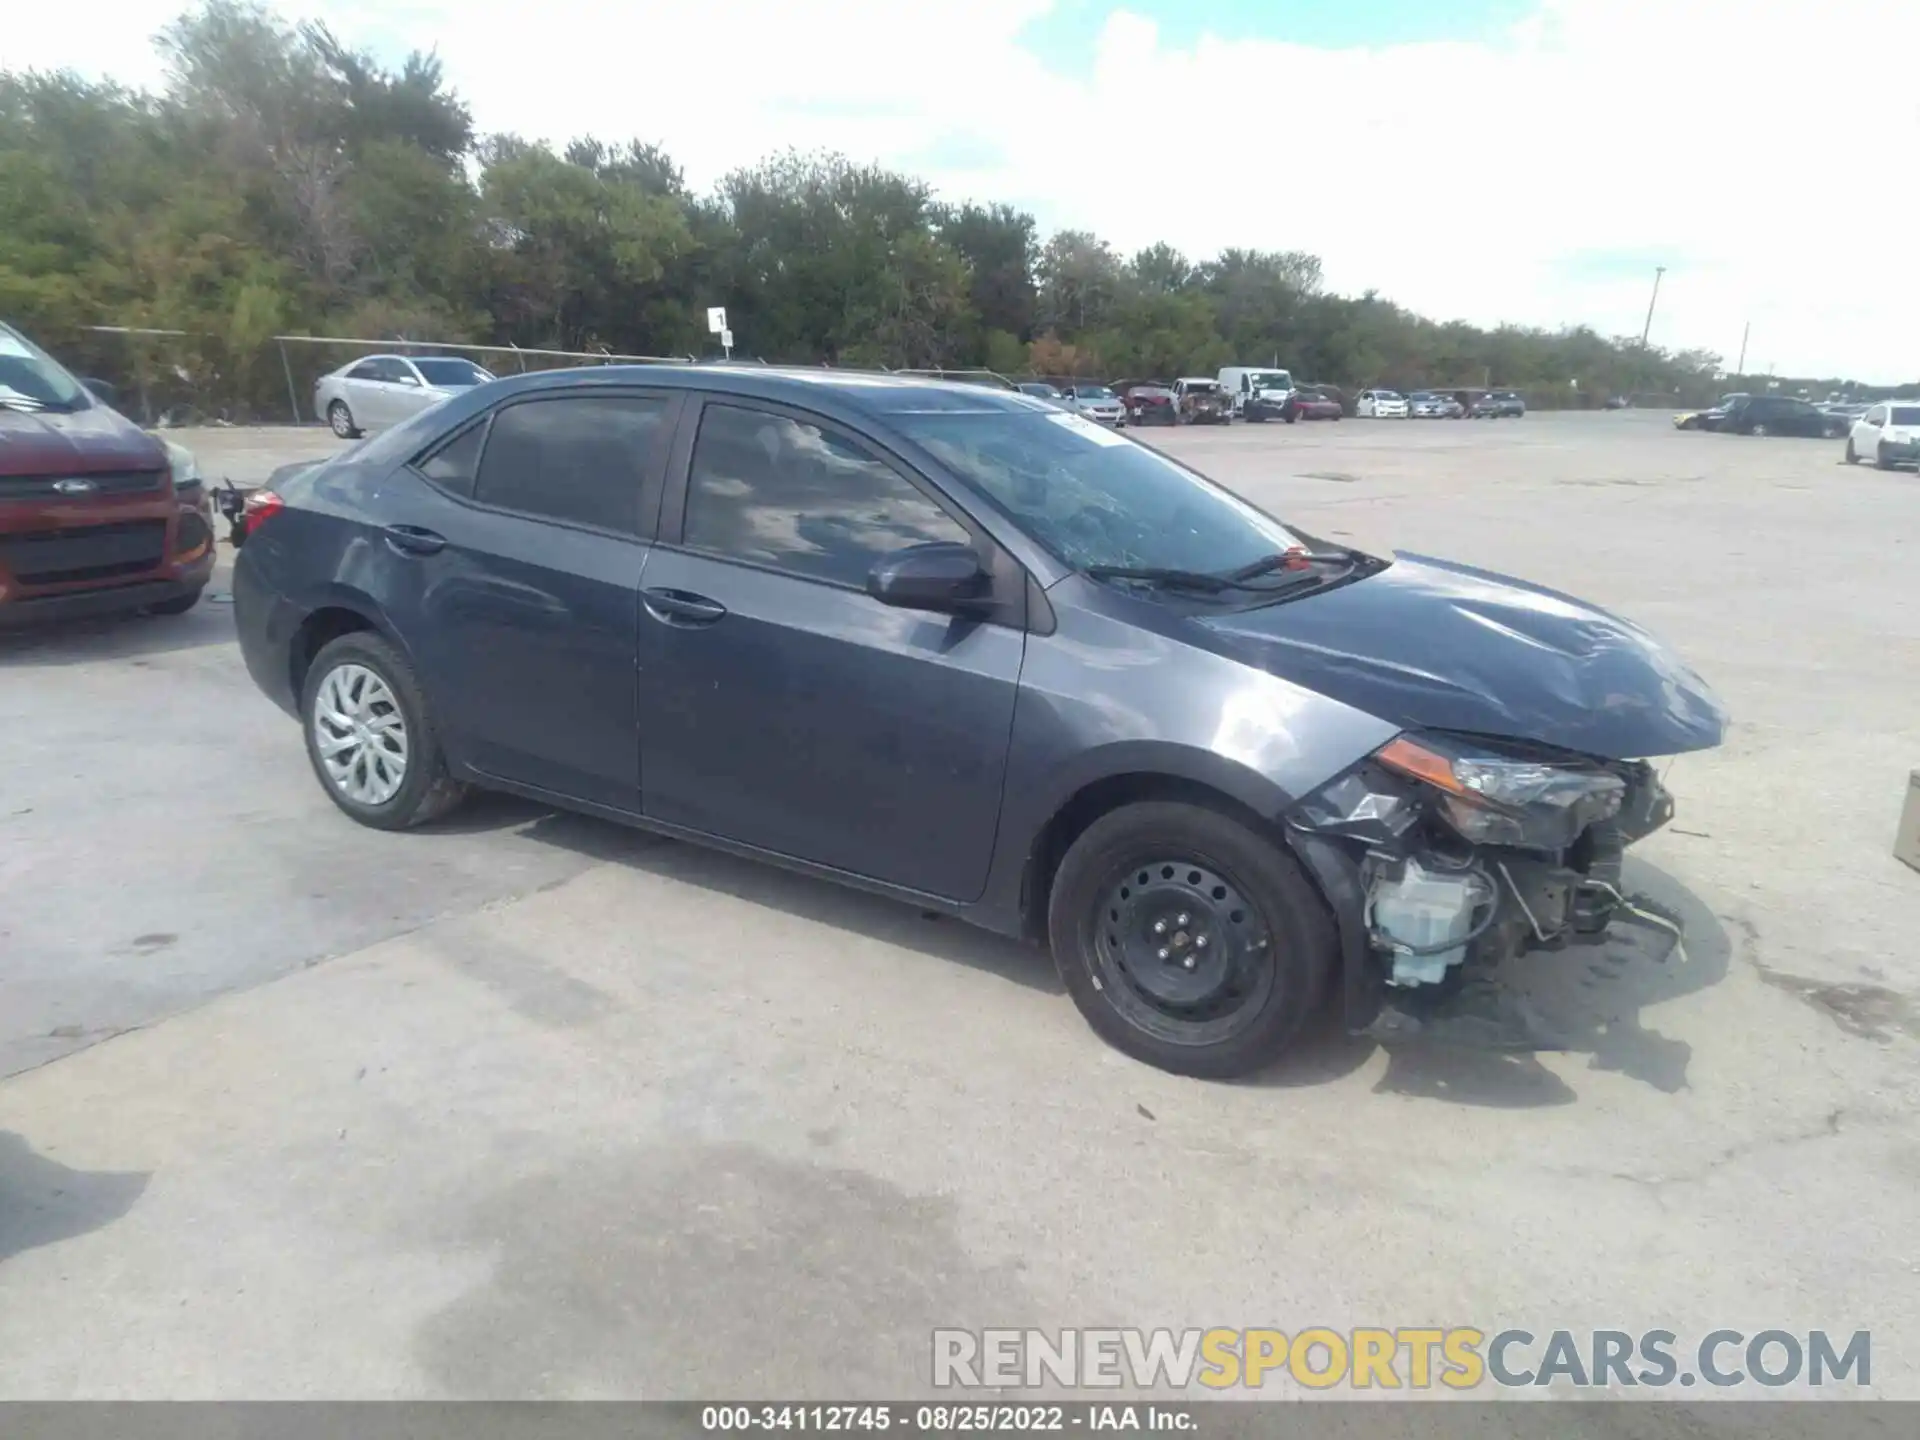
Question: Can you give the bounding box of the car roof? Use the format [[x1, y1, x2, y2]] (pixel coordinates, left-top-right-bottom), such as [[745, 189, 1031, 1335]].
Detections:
[[469, 363, 1047, 417]]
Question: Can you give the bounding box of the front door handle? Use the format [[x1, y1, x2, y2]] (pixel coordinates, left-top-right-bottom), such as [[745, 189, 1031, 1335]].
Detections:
[[642, 587, 727, 626], [384, 524, 446, 556]]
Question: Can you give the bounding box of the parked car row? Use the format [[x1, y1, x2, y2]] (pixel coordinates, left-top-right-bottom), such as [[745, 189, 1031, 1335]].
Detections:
[[1669, 391, 1917, 468], [989, 370, 1530, 429]]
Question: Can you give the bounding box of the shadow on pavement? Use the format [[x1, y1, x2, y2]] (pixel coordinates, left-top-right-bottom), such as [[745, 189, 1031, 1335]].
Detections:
[[443, 797, 1730, 1103], [0, 596, 234, 669], [453, 798, 1065, 997], [0, 1130, 149, 1264], [1357, 856, 1730, 1109]]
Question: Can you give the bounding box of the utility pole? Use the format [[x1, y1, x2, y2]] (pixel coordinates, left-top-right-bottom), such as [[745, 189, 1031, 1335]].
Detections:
[[1640, 266, 1666, 348], [1735, 321, 1749, 376]]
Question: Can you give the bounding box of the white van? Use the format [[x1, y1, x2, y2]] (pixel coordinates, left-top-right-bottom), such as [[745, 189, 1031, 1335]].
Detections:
[[1217, 366, 1294, 422]]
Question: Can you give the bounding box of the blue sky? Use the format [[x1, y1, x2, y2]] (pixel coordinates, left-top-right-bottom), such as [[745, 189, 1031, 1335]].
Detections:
[[1019, 0, 1534, 67]]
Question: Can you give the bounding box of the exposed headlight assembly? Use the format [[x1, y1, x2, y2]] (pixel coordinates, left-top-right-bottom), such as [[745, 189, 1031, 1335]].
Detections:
[[1374, 733, 1625, 851]]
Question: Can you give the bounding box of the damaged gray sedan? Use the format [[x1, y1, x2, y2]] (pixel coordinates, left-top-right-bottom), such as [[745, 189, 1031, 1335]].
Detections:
[[231, 368, 1723, 1079]]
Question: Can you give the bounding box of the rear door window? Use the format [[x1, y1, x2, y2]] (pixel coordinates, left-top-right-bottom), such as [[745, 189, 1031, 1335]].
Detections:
[[472, 395, 671, 534], [415, 421, 487, 499]]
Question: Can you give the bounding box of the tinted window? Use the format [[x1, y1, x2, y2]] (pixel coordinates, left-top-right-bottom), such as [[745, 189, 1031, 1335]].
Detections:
[[346, 360, 386, 380], [683, 403, 968, 586], [1890, 407, 1920, 426], [414, 358, 493, 387], [415, 421, 487, 498], [472, 395, 668, 533]]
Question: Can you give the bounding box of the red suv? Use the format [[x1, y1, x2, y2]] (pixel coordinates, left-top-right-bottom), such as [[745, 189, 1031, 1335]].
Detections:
[[0, 322, 215, 625]]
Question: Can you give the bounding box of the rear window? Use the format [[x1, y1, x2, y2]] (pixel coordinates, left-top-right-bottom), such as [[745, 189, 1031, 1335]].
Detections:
[[1891, 407, 1920, 426], [414, 358, 494, 388], [472, 395, 669, 533]]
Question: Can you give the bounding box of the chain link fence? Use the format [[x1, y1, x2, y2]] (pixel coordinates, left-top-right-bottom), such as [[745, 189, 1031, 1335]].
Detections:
[[71, 328, 697, 428]]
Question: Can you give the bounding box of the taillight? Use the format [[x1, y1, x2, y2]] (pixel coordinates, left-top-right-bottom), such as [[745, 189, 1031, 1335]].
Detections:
[[241, 489, 284, 535]]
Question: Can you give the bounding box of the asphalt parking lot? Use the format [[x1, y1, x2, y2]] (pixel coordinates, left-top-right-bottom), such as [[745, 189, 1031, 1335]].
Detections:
[[3, 409, 1918, 1402]]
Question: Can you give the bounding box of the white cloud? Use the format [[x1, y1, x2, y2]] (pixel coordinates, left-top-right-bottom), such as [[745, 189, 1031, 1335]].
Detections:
[[11, 0, 1919, 378]]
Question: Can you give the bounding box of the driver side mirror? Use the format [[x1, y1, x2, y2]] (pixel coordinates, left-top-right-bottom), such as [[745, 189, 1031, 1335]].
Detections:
[[867, 541, 992, 615], [80, 377, 119, 407]]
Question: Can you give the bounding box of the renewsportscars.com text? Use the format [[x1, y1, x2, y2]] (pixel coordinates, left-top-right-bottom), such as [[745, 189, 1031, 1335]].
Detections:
[[932, 1327, 1872, 1391]]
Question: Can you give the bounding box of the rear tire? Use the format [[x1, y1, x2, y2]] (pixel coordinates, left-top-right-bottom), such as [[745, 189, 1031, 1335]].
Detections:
[[1047, 801, 1335, 1078], [327, 400, 360, 439], [302, 631, 468, 831]]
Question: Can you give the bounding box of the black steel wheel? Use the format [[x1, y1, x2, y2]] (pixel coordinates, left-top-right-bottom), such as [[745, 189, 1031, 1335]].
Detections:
[[1047, 800, 1335, 1077]]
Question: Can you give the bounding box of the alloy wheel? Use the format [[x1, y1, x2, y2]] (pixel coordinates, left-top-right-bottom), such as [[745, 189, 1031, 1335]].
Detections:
[[312, 662, 409, 806]]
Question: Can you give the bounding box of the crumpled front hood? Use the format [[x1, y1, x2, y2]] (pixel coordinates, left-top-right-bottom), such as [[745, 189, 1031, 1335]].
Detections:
[[1199, 552, 1727, 760], [0, 403, 165, 476]]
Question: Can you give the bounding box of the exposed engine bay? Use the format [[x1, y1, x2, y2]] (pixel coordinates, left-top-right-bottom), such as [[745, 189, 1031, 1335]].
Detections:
[[1289, 730, 1685, 1047]]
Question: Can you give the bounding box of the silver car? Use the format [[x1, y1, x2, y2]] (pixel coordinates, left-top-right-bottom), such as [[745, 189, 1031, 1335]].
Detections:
[[1059, 382, 1127, 427], [313, 354, 496, 438]]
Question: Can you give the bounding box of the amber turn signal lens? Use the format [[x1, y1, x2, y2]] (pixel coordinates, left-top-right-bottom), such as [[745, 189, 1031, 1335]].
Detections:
[[1374, 736, 1471, 796]]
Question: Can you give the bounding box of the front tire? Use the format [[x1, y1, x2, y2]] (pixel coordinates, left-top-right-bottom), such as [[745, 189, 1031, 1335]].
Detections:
[[1750, 423, 1769, 436], [1845, 438, 1858, 464], [1047, 801, 1335, 1078], [327, 400, 360, 439], [1877, 443, 1895, 471], [302, 631, 468, 830]]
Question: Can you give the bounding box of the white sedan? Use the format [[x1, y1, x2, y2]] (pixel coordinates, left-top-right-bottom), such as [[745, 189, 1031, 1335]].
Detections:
[[1845, 402, 1920, 470], [1356, 388, 1409, 418], [313, 354, 496, 438]]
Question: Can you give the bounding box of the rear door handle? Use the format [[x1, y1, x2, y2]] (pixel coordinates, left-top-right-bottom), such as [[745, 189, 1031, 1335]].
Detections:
[[642, 587, 727, 626], [384, 524, 446, 556]]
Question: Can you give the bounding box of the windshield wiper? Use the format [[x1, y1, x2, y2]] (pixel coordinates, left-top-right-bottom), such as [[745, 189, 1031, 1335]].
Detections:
[[1086, 546, 1372, 597], [1084, 564, 1234, 593]]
